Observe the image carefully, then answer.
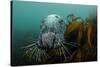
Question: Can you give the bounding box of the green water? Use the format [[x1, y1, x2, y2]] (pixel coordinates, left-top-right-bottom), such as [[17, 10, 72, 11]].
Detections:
[[12, 1, 97, 65]]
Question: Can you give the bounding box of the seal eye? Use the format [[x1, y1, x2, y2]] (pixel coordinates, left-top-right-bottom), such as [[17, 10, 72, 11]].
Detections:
[[42, 20, 45, 23], [55, 16, 59, 18], [59, 20, 63, 24]]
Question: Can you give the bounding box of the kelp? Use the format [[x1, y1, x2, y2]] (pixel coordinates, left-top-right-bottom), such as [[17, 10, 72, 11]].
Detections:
[[64, 14, 97, 62]]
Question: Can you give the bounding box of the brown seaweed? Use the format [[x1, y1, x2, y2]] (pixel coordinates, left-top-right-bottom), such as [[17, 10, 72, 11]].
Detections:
[[64, 14, 97, 62]]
